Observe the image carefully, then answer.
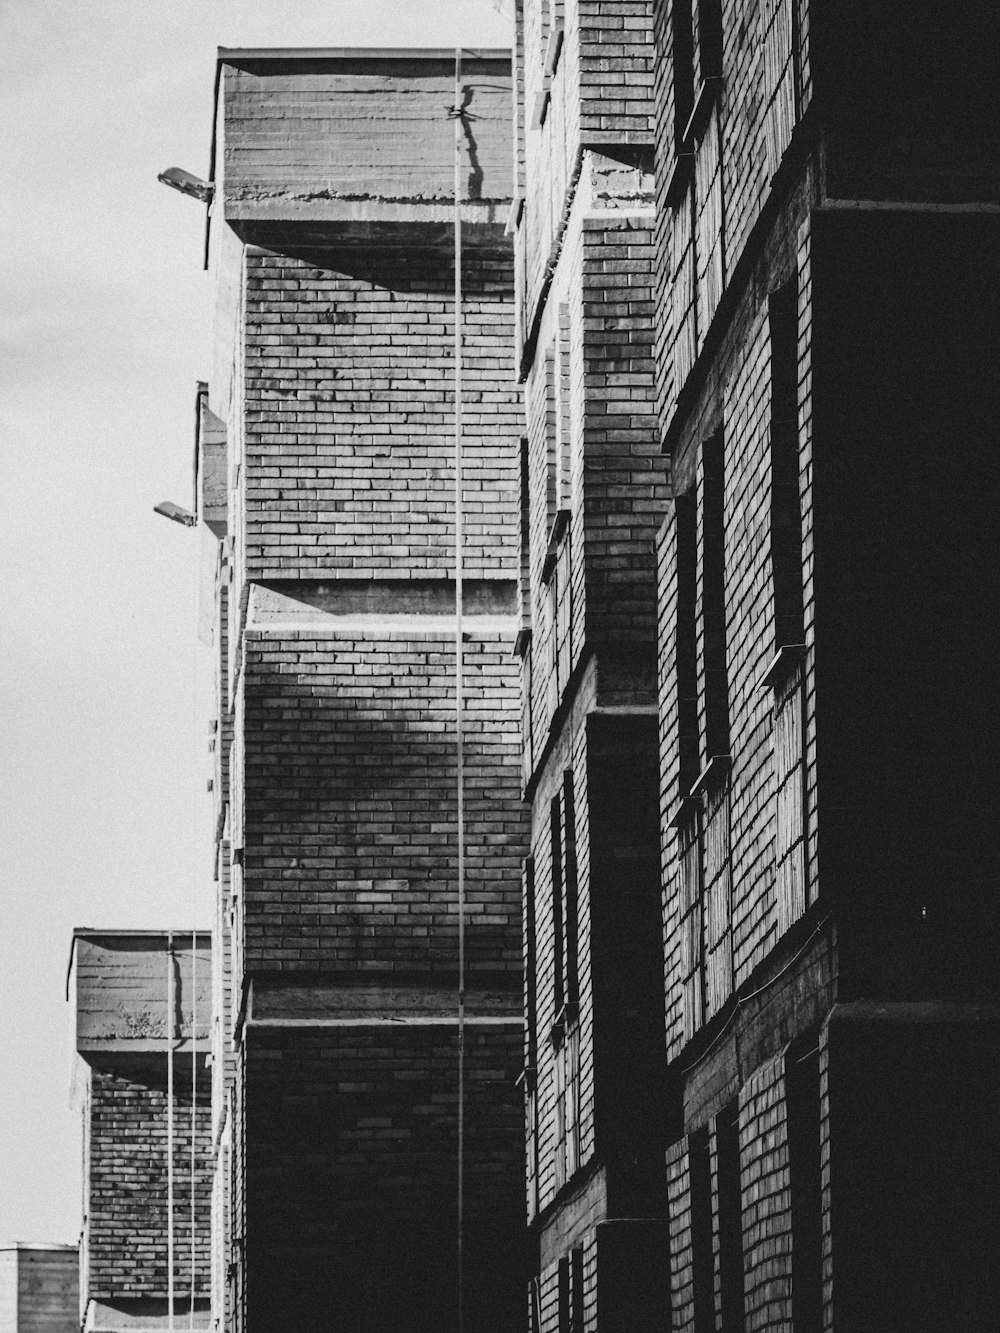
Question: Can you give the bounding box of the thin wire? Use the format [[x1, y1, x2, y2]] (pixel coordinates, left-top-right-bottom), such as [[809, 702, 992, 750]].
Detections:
[[190, 933, 197, 1331], [452, 46, 466, 1333], [167, 934, 175, 1333]]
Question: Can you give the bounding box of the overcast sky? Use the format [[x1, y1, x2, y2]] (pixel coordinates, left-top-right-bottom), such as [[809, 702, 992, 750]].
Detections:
[[0, 0, 508, 1248]]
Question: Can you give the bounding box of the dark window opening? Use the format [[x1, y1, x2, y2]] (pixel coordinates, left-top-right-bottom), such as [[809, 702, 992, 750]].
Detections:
[[550, 796, 564, 1017], [696, 0, 724, 82], [787, 1041, 823, 1333], [716, 1101, 746, 1333], [675, 489, 700, 793], [701, 429, 730, 759], [690, 1129, 716, 1333], [769, 279, 805, 648], [562, 770, 579, 1011], [524, 856, 537, 1071], [671, 0, 695, 148], [570, 1247, 584, 1333]]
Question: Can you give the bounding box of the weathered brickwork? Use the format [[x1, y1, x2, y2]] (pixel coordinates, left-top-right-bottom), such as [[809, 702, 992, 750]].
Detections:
[[201, 49, 528, 1333], [516, 7, 669, 1329], [234, 628, 524, 987], [516, 0, 655, 347], [238, 1025, 523, 1331], [527, 671, 598, 1219], [654, 2, 999, 1329], [658, 176, 819, 1063], [237, 247, 519, 585], [86, 1070, 212, 1302], [521, 209, 666, 782], [579, 217, 663, 646], [737, 1056, 792, 1332], [577, 2, 655, 143]]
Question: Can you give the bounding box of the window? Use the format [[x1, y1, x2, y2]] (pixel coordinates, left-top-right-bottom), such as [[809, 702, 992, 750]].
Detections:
[[700, 428, 729, 761], [670, 0, 695, 149], [766, 278, 808, 933], [774, 660, 806, 934], [671, 0, 723, 149], [540, 316, 573, 721], [562, 770, 579, 1009], [555, 302, 572, 512], [557, 1248, 584, 1333], [523, 857, 539, 1218], [543, 313, 572, 560], [702, 771, 732, 1020], [673, 428, 733, 1040], [715, 1101, 746, 1333], [551, 776, 581, 1190], [689, 1129, 716, 1333], [675, 490, 700, 792], [768, 281, 804, 648], [762, 0, 797, 179], [529, 1276, 542, 1333], [550, 797, 564, 1018], [678, 801, 704, 1043], [531, 0, 565, 129], [544, 346, 559, 533], [786, 1040, 822, 1332]]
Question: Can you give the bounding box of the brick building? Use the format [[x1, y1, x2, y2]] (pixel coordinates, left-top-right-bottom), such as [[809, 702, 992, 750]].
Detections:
[[652, 1, 999, 1329], [161, 10, 998, 1333], [510, 2, 673, 1327], [0, 1244, 78, 1333], [199, 50, 528, 1333], [69, 930, 212, 1333]]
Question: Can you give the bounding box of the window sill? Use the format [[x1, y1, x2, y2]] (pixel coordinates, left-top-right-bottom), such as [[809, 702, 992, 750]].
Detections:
[[530, 85, 551, 131], [543, 22, 564, 78], [691, 752, 731, 798], [549, 1001, 579, 1047], [515, 1064, 537, 1093], [541, 508, 570, 584], [664, 151, 695, 209], [682, 76, 724, 148], [505, 195, 524, 237], [669, 754, 731, 826], [756, 643, 806, 692]]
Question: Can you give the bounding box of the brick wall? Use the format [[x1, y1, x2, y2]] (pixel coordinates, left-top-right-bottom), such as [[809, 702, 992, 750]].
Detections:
[[239, 1024, 524, 1332], [528, 674, 598, 1218], [659, 178, 818, 1061], [515, 0, 655, 349], [522, 210, 666, 776], [237, 247, 519, 586], [235, 627, 525, 987], [737, 1055, 792, 1332], [86, 1068, 212, 1302], [654, 0, 812, 439], [579, 215, 664, 646]]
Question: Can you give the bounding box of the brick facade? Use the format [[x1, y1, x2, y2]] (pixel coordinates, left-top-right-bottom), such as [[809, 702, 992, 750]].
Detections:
[[513, 4, 671, 1330], [86, 1069, 212, 1303], [145, 10, 1000, 1331], [654, 0, 999, 1328], [71, 931, 213, 1331], [202, 51, 527, 1333]]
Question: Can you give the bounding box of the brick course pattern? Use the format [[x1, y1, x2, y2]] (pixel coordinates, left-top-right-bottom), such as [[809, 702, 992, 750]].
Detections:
[[86, 1069, 212, 1301], [234, 629, 525, 987], [238, 249, 519, 584], [235, 1026, 524, 1331]]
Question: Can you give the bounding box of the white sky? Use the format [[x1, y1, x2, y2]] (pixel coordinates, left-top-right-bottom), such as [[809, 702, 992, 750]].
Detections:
[[0, 0, 509, 1247]]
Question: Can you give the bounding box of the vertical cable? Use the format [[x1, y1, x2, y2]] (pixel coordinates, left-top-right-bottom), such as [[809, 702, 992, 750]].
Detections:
[[167, 933, 175, 1333], [190, 932, 197, 1331], [453, 46, 466, 1333]]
